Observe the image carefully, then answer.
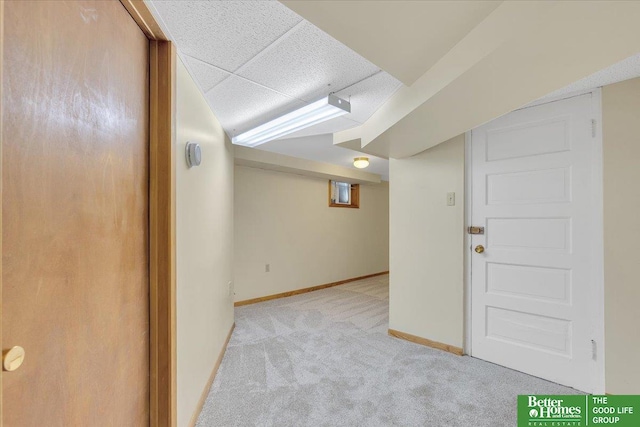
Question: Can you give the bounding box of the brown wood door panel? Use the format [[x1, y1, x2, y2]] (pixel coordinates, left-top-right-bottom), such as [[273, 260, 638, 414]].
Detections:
[[2, 1, 150, 425]]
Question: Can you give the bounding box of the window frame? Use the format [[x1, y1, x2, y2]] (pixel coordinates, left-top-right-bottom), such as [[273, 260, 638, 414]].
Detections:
[[328, 180, 360, 209]]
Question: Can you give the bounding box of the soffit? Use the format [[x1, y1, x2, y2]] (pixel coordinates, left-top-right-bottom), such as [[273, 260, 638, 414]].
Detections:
[[330, 2, 640, 159], [259, 134, 389, 181]]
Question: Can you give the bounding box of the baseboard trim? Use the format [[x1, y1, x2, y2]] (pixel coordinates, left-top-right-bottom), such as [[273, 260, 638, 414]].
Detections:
[[234, 271, 389, 307], [388, 328, 464, 356], [188, 322, 236, 427]]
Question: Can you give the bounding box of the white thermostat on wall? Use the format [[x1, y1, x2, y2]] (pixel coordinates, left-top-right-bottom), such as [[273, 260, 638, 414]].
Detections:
[[185, 141, 202, 168]]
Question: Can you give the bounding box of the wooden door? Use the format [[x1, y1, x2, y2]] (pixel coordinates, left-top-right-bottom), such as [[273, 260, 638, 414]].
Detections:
[[470, 93, 604, 393], [2, 1, 150, 425]]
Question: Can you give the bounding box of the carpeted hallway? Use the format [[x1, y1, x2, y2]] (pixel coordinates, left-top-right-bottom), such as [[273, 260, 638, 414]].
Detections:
[[196, 275, 580, 426]]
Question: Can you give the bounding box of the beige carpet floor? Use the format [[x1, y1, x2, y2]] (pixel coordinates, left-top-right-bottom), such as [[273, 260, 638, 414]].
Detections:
[[196, 274, 580, 426]]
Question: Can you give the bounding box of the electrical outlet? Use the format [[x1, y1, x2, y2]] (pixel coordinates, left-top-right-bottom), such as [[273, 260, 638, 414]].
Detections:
[[447, 192, 456, 206], [265, 263, 270, 273]]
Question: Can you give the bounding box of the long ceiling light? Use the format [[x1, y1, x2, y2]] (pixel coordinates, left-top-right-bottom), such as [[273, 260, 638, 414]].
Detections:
[[231, 94, 351, 147]]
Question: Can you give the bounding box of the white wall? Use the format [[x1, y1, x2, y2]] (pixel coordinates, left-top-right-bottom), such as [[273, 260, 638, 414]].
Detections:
[[176, 58, 234, 427], [602, 77, 640, 394], [389, 135, 465, 348], [388, 84, 640, 393], [234, 166, 389, 302]]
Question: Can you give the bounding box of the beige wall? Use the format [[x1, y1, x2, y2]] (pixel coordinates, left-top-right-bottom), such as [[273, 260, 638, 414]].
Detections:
[[234, 166, 389, 302], [602, 78, 640, 394], [389, 135, 465, 348], [176, 58, 235, 427]]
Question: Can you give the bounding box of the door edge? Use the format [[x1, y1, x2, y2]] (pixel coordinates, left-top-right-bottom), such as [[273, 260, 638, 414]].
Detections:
[[121, 1, 177, 425], [589, 87, 606, 394], [463, 131, 473, 356], [0, 0, 5, 424]]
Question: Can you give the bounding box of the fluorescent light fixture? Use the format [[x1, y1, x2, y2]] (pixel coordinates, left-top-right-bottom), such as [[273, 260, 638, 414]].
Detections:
[[353, 157, 369, 169], [232, 94, 351, 147]]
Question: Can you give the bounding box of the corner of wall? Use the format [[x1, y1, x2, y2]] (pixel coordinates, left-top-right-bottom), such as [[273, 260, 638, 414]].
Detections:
[[602, 77, 640, 394]]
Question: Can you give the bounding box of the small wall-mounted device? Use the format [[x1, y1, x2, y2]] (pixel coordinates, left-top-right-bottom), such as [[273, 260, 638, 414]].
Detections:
[[185, 141, 202, 168]]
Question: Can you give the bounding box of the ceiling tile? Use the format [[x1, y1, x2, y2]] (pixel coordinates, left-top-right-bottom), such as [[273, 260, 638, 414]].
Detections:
[[183, 56, 229, 93], [237, 21, 380, 102], [205, 75, 304, 137], [150, 0, 303, 72], [335, 72, 403, 124]]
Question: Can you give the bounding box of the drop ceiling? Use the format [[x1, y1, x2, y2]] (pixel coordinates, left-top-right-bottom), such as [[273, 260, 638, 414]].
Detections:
[[146, 0, 403, 146], [146, 1, 640, 169]]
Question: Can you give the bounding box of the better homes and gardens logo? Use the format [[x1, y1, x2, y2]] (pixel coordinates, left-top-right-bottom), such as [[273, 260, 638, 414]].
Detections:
[[518, 395, 640, 427], [521, 395, 584, 426]]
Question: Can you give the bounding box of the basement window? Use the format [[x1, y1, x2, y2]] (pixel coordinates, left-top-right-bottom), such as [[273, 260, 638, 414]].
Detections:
[[328, 180, 359, 208]]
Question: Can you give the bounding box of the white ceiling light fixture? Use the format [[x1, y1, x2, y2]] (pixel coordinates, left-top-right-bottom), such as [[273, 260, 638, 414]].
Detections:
[[353, 157, 369, 169], [231, 94, 351, 147]]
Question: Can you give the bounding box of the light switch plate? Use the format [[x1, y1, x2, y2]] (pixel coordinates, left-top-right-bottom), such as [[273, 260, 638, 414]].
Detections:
[[447, 192, 456, 206]]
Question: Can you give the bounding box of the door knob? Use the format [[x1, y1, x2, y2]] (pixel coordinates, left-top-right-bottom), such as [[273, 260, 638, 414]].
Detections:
[[3, 346, 25, 372], [474, 245, 485, 254]]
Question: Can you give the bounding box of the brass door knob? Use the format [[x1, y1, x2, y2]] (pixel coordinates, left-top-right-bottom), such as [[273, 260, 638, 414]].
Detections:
[[3, 346, 25, 372], [474, 245, 485, 254]]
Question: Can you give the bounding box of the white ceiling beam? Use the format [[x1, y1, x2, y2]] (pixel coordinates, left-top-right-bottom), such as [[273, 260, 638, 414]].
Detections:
[[234, 146, 382, 184], [316, 1, 640, 158], [374, 1, 640, 158], [331, 0, 553, 156], [281, 0, 503, 86]]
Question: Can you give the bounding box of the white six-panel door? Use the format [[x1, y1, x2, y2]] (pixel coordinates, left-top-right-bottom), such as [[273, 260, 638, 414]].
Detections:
[[470, 92, 604, 393]]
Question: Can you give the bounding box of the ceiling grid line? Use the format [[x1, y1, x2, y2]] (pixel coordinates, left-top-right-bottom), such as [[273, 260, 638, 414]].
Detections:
[[230, 19, 306, 77], [181, 55, 233, 93], [185, 53, 305, 104]]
